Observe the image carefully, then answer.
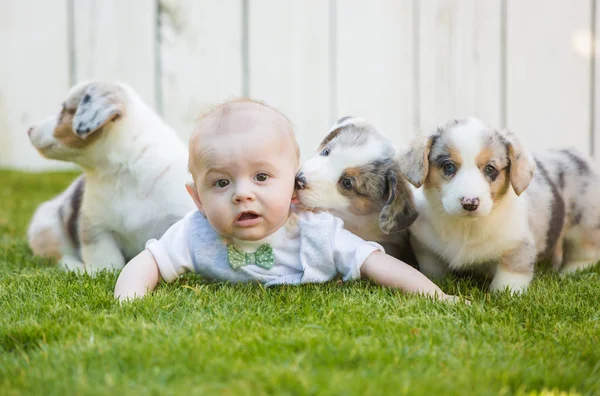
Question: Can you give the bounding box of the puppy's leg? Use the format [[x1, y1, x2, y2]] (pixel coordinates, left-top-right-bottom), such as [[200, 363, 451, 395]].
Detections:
[[81, 233, 125, 274], [80, 217, 125, 274], [490, 240, 536, 293], [410, 237, 449, 278], [27, 200, 65, 259], [561, 228, 600, 275]]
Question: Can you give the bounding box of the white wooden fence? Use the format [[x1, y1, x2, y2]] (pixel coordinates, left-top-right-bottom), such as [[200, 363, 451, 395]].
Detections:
[[1, 0, 598, 170]]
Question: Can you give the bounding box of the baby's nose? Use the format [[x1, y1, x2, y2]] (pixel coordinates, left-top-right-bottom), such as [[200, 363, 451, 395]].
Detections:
[[295, 172, 307, 190]]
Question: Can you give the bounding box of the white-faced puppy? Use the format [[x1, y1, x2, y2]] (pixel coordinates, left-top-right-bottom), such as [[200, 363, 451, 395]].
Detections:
[[295, 117, 418, 261], [399, 117, 600, 293], [27, 80, 195, 274]]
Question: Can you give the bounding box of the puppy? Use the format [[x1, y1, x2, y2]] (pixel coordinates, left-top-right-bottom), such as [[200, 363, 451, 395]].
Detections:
[[295, 116, 418, 262], [399, 117, 600, 293], [27, 80, 195, 274]]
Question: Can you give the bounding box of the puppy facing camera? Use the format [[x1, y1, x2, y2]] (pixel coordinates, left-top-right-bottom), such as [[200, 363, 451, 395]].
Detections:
[[399, 117, 600, 293]]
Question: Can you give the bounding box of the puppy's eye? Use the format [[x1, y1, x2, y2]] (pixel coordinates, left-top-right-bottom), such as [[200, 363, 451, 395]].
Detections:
[[254, 173, 269, 182], [214, 179, 230, 188], [484, 165, 497, 175], [442, 162, 456, 175], [484, 165, 498, 181], [320, 146, 331, 156], [341, 178, 353, 189]]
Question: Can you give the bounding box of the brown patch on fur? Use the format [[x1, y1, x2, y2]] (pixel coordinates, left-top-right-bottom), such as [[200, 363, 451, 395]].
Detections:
[[475, 147, 494, 168], [423, 166, 445, 192], [340, 166, 384, 215], [29, 227, 62, 259], [475, 147, 511, 202], [53, 82, 126, 148], [53, 109, 104, 148], [338, 161, 418, 233], [423, 140, 463, 192], [490, 170, 510, 202], [446, 146, 463, 166]]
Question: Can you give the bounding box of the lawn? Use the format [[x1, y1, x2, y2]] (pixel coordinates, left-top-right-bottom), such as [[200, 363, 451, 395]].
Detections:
[[0, 169, 599, 395]]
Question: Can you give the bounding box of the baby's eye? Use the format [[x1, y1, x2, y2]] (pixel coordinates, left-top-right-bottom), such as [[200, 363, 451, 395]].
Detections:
[[214, 179, 230, 188], [254, 173, 269, 182]]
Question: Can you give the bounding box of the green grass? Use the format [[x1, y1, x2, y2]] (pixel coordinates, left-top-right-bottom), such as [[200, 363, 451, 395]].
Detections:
[[0, 169, 599, 396]]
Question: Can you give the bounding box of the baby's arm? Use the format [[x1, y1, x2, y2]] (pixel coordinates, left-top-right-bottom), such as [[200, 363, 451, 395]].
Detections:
[[360, 251, 461, 302], [114, 250, 160, 301]]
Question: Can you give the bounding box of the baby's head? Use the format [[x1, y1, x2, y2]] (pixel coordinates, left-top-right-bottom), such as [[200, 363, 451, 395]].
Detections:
[[186, 99, 300, 241]]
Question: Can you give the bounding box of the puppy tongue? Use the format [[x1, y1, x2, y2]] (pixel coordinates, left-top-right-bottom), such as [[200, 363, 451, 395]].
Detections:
[[238, 212, 258, 220]]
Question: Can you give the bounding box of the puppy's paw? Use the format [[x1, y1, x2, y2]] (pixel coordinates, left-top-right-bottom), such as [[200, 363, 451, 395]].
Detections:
[[58, 255, 86, 273], [560, 259, 597, 276], [489, 270, 532, 294]]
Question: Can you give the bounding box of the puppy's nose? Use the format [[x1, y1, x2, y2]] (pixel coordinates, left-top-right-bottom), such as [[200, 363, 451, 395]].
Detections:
[[295, 172, 307, 190], [461, 197, 480, 211], [27, 127, 33, 137]]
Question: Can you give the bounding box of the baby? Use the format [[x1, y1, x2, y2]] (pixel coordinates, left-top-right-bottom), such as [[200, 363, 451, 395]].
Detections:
[[114, 99, 461, 302]]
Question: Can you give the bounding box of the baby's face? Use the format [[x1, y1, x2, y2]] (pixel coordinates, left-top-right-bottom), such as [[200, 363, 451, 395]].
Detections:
[[191, 120, 298, 241]]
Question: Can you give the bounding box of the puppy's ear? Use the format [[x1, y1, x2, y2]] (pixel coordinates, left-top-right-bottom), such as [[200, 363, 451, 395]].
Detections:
[[316, 116, 354, 151], [398, 134, 435, 188], [333, 115, 353, 126], [72, 83, 125, 139], [500, 129, 535, 196], [379, 168, 418, 234]]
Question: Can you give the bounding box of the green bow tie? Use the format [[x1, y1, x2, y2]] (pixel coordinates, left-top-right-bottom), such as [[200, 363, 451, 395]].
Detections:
[[227, 243, 274, 270]]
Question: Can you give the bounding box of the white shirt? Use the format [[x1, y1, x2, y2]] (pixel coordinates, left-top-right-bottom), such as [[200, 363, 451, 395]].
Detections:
[[146, 210, 384, 285]]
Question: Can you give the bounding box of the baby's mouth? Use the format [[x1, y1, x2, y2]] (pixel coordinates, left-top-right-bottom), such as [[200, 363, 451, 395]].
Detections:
[[236, 211, 259, 221]]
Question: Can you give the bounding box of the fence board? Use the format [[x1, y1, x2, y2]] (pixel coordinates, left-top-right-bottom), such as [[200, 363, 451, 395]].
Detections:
[[335, 0, 415, 150], [594, 0, 599, 158], [418, 0, 503, 133], [1, 0, 598, 170], [0, 0, 72, 170], [159, 0, 243, 143], [248, 0, 330, 160], [506, 0, 592, 153], [73, 0, 157, 109]]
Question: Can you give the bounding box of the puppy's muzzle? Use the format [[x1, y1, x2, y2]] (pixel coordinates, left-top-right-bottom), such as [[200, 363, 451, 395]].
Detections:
[[461, 197, 480, 212], [295, 172, 307, 190]]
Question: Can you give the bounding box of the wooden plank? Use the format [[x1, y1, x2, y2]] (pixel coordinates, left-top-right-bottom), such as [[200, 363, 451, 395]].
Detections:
[[160, 0, 243, 142], [248, 0, 330, 160], [507, 0, 592, 153], [335, 0, 415, 150], [73, 0, 157, 109], [0, 0, 72, 170], [418, 0, 503, 133], [594, 0, 599, 158]]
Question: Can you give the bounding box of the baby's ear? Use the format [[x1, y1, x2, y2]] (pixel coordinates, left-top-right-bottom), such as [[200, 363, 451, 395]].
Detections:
[[185, 182, 204, 213]]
